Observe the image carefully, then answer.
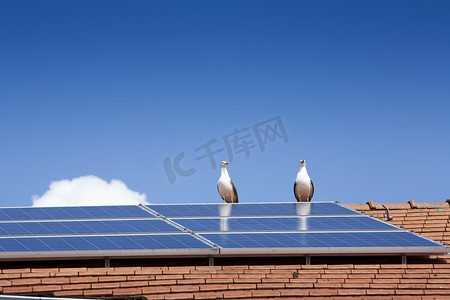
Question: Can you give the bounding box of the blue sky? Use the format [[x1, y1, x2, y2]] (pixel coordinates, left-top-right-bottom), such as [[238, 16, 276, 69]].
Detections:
[[0, 0, 449, 207]]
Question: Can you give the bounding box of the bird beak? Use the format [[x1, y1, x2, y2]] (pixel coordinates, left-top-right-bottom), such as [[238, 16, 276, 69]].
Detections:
[[225, 162, 229, 165]]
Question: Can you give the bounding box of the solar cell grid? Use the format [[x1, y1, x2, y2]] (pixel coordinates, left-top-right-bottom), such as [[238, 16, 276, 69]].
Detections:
[[0, 219, 181, 236], [174, 216, 398, 232], [0, 206, 154, 221], [146, 202, 359, 218], [0, 234, 213, 253], [201, 231, 442, 249]]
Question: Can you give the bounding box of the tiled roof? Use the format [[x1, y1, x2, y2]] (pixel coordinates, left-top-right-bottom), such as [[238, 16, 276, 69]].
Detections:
[[0, 201, 449, 299]]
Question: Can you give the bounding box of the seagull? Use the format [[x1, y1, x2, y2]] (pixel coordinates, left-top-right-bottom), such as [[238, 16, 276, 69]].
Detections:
[[294, 159, 314, 202], [217, 161, 238, 203]]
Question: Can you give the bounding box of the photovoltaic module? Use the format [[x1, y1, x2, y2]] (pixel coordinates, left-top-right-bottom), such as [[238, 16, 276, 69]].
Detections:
[[0, 202, 446, 260]]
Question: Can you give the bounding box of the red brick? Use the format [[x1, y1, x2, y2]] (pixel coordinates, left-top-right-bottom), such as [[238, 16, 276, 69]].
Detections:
[[185, 274, 212, 279], [256, 283, 285, 289], [2, 286, 33, 294], [195, 265, 221, 271], [366, 289, 395, 295], [56, 270, 81, 276], [227, 283, 257, 290], [142, 286, 170, 294], [405, 269, 432, 274], [222, 265, 249, 270], [84, 288, 114, 296], [31, 268, 58, 273], [381, 264, 407, 269], [238, 273, 265, 278], [337, 289, 366, 295], [165, 293, 194, 300], [347, 274, 376, 279], [148, 279, 177, 286], [249, 265, 275, 270], [91, 282, 120, 289], [351, 268, 378, 273], [426, 283, 450, 289], [402, 273, 431, 279], [155, 274, 183, 280], [424, 289, 450, 295], [41, 277, 70, 284], [370, 283, 398, 289], [98, 275, 127, 282], [170, 285, 200, 292], [128, 275, 155, 281], [354, 264, 380, 269], [372, 278, 400, 284], [427, 278, 450, 283], [321, 274, 348, 279], [54, 290, 83, 297], [397, 283, 426, 289], [252, 289, 281, 297], [21, 272, 51, 278], [328, 264, 354, 269], [0, 273, 20, 279], [136, 267, 165, 275], [275, 264, 302, 269], [62, 283, 91, 290], [164, 267, 195, 274], [285, 282, 314, 288], [177, 278, 205, 285], [70, 276, 99, 283], [193, 291, 224, 299], [2, 268, 30, 273], [375, 273, 403, 278], [395, 289, 425, 295], [120, 280, 149, 287], [314, 282, 342, 288], [278, 288, 309, 296], [309, 289, 339, 296], [341, 283, 370, 288], [262, 277, 290, 283], [113, 287, 143, 296], [199, 284, 228, 292], [32, 284, 62, 292], [206, 278, 234, 284], [301, 264, 327, 269], [79, 268, 108, 276], [10, 278, 41, 285], [233, 277, 261, 284], [0, 280, 11, 287], [316, 278, 345, 283], [142, 294, 165, 299], [222, 290, 253, 298]]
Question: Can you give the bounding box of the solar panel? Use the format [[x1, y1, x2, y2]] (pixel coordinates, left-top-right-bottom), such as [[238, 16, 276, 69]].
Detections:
[[0, 219, 181, 236], [0, 234, 212, 252], [146, 202, 359, 218], [0, 202, 446, 260], [201, 231, 441, 249], [174, 216, 398, 232], [0, 206, 154, 221]]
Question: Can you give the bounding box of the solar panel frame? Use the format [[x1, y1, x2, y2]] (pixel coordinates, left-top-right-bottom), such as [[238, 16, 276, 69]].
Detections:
[[0, 202, 447, 260]]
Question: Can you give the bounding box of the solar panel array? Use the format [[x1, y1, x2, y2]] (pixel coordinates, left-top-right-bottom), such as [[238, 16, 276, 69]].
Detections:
[[0, 202, 446, 260]]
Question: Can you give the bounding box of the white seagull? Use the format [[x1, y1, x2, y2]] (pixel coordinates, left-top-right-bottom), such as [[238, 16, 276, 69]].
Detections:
[[217, 161, 238, 203], [294, 159, 314, 202]]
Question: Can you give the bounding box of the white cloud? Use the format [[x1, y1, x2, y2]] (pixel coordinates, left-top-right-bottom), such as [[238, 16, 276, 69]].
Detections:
[[32, 175, 148, 207]]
